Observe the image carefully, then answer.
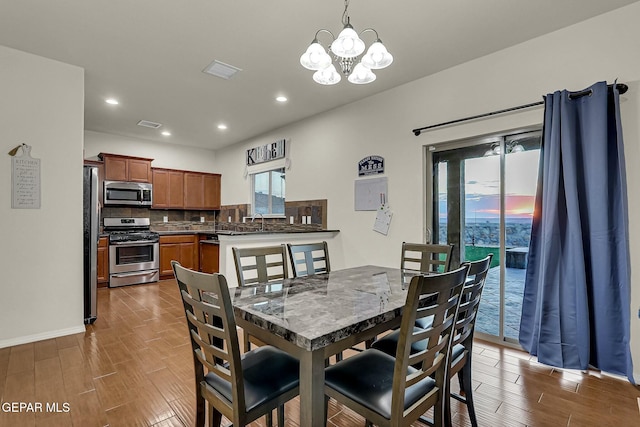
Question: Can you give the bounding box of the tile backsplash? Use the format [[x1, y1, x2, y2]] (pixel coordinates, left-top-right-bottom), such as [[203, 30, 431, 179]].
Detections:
[[217, 199, 327, 228], [102, 199, 328, 231]]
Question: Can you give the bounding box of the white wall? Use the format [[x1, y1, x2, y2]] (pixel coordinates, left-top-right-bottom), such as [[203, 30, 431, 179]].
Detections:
[[214, 3, 640, 380], [84, 130, 217, 173], [0, 46, 85, 346]]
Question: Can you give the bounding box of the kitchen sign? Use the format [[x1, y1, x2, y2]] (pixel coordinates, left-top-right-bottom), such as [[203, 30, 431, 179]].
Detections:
[[246, 139, 286, 166], [358, 155, 384, 176], [10, 144, 41, 209]]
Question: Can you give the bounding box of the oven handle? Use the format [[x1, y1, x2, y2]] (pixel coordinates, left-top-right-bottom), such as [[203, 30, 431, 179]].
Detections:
[[110, 240, 158, 246], [111, 271, 158, 278]]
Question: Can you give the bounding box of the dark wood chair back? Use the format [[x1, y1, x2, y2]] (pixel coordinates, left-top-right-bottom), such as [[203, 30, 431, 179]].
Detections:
[[172, 260, 300, 427], [287, 241, 330, 277], [171, 260, 245, 426], [455, 254, 493, 349], [324, 264, 469, 427], [400, 242, 454, 273], [232, 245, 288, 287], [447, 254, 493, 427], [232, 245, 289, 352], [394, 265, 469, 399]]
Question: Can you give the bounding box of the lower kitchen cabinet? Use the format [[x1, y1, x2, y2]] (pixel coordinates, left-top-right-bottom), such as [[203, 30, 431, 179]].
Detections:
[[199, 241, 220, 274], [159, 234, 198, 278], [97, 237, 109, 287]]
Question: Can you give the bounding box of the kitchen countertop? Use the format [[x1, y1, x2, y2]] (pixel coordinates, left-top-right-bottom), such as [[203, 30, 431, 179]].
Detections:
[[213, 229, 340, 236], [153, 229, 339, 236], [154, 229, 217, 236]]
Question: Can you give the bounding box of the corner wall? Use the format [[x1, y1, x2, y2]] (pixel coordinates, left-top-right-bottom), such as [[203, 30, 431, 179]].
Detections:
[[0, 45, 85, 347], [213, 3, 640, 381]]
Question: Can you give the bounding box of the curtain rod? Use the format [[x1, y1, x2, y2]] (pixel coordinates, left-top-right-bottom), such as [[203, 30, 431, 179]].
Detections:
[[412, 82, 628, 136]]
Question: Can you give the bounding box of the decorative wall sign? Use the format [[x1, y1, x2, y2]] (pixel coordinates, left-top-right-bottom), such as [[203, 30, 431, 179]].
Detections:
[[358, 155, 384, 176], [10, 144, 41, 209], [246, 138, 286, 166]]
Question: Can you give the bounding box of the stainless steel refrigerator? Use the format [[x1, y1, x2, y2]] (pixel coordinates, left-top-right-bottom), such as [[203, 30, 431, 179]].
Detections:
[[83, 165, 99, 324]]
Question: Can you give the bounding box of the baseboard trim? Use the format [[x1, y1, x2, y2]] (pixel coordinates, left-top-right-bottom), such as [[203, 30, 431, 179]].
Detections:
[[0, 325, 86, 349]]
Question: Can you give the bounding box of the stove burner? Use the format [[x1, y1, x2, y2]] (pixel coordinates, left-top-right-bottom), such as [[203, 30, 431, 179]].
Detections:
[[104, 217, 159, 243]]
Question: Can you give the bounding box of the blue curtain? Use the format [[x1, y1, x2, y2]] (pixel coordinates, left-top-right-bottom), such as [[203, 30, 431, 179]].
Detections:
[[519, 81, 634, 383]]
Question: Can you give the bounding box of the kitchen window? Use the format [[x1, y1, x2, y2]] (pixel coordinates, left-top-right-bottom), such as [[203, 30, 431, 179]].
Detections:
[[251, 167, 285, 215]]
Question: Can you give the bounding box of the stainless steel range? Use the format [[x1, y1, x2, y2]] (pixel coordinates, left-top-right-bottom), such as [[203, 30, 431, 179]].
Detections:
[[104, 217, 159, 287]]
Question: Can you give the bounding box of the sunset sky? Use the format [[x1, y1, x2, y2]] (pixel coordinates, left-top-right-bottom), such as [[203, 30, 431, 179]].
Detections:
[[439, 150, 540, 220]]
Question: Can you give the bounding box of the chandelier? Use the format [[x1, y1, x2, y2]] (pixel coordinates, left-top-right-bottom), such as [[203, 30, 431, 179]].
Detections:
[[299, 0, 393, 85]]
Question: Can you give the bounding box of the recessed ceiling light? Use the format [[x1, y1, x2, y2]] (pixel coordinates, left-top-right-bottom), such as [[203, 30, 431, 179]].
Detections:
[[276, 96, 288, 103], [161, 131, 171, 136], [105, 98, 119, 105], [217, 124, 228, 130]]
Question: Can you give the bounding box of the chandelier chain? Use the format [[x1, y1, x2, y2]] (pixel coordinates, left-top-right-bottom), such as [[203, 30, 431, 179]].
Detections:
[[342, 0, 350, 26]]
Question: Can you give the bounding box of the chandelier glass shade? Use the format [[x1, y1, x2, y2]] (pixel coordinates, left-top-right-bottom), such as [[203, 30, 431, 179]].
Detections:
[[300, 41, 333, 71], [313, 64, 342, 85], [300, 0, 392, 85]]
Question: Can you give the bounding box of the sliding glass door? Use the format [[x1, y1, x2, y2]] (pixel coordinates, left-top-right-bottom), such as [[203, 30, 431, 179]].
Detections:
[[428, 130, 541, 343]]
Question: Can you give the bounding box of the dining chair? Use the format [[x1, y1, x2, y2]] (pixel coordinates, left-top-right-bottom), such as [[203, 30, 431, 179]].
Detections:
[[324, 265, 469, 427], [446, 254, 492, 427], [232, 245, 289, 287], [287, 241, 330, 277], [401, 241, 454, 273], [370, 255, 493, 427], [171, 261, 299, 427], [402, 242, 454, 330], [233, 245, 288, 351]]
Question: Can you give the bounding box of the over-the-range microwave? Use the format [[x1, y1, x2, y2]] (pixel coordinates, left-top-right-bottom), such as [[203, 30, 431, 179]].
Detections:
[[104, 181, 153, 206]]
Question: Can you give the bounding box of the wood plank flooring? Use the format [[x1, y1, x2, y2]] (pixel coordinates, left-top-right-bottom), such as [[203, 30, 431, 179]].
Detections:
[[1, 279, 639, 426]]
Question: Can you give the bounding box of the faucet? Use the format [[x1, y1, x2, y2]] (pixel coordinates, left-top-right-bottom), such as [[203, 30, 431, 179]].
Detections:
[[251, 213, 265, 232]]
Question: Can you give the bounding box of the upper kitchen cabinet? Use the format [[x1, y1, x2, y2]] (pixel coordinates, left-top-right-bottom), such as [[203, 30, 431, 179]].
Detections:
[[203, 173, 221, 209], [152, 168, 184, 209], [99, 153, 153, 183], [184, 172, 221, 210]]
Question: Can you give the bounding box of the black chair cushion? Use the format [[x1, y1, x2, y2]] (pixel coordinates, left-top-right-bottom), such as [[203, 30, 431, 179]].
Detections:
[[205, 345, 299, 412], [325, 348, 436, 420], [451, 343, 465, 365], [371, 326, 429, 357], [414, 315, 434, 330]]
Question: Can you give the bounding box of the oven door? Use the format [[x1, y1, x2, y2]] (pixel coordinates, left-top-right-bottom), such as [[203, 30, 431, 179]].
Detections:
[[109, 241, 159, 274]]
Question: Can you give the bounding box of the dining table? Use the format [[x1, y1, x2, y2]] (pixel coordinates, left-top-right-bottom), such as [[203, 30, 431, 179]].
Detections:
[[231, 265, 420, 427]]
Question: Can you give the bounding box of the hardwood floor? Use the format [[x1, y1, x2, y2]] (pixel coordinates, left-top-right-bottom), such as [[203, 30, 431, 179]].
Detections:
[[1, 279, 639, 426]]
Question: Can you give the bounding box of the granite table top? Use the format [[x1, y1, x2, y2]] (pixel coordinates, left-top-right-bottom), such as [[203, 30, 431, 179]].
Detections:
[[230, 265, 419, 352]]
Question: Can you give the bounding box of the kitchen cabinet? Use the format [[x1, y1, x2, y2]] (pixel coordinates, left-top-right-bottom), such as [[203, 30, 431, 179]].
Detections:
[[203, 174, 221, 210], [184, 172, 221, 210], [152, 168, 184, 208], [97, 237, 109, 287], [199, 240, 220, 274], [100, 153, 153, 183], [159, 234, 198, 278]]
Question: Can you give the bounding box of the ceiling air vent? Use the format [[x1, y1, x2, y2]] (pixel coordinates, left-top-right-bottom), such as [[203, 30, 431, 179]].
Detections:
[[202, 60, 242, 80], [137, 120, 162, 129]]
